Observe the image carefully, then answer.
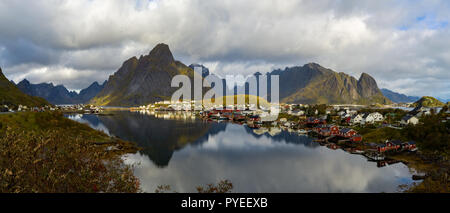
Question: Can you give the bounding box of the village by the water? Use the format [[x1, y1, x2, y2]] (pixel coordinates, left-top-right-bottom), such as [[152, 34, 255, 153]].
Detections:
[[5, 99, 447, 171]]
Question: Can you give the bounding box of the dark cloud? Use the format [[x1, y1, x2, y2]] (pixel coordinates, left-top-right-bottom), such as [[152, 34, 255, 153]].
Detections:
[[0, 39, 59, 67], [0, 0, 448, 98]]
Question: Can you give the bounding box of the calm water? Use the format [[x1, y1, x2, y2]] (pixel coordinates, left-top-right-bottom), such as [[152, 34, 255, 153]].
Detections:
[[67, 111, 418, 193]]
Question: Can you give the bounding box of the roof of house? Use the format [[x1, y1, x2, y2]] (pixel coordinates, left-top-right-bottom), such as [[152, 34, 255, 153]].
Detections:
[[351, 114, 361, 119], [389, 140, 403, 145], [307, 117, 317, 121], [315, 124, 329, 128], [340, 128, 354, 133], [362, 113, 371, 119], [402, 115, 416, 121]]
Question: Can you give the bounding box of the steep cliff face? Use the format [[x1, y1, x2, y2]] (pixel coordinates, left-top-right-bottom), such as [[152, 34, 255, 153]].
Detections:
[[272, 63, 391, 104], [358, 73, 380, 98], [0, 68, 50, 107], [90, 43, 196, 106]]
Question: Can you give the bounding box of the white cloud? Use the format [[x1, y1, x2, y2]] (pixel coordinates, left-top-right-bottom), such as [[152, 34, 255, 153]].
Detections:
[[0, 0, 449, 98]]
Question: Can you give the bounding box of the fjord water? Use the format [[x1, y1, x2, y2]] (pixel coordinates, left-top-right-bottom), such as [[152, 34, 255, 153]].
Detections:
[[67, 111, 417, 193]]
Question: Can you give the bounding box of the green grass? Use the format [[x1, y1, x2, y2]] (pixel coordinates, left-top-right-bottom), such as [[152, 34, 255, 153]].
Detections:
[[0, 112, 107, 141], [360, 127, 406, 143]]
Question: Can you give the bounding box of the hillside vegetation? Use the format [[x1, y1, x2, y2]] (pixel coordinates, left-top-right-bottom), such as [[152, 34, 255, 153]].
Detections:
[[412, 96, 445, 107], [0, 112, 140, 192], [0, 68, 50, 107]]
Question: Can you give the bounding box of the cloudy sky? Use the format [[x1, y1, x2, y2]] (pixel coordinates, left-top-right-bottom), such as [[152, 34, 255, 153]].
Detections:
[[0, 0, 449, 99]]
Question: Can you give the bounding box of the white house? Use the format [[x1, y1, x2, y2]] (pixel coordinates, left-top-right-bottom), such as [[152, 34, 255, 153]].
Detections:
[[370, 112, 384, 122], [410, 107, 431, 117], [351, 114, 364, 124], [288, 109, 305, 116], [401, 115, 419, 125], [363, 112, 384, 124]]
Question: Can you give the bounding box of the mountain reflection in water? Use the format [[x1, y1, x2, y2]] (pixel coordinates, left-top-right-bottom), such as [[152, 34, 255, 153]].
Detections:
[[66, 111, 418, 193]]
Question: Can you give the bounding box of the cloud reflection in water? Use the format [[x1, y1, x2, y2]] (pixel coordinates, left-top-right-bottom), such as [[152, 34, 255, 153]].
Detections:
[[122, 124, 415, 193]]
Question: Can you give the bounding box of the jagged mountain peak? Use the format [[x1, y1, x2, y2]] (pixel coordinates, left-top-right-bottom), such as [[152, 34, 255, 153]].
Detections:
[[124, 56, 139, 65], [147, 43, 174, 64], [304, 62, 322, 69], [19, 79, 31, 85], [0, 67, 6, 80], [270, 63, 390, 104], [359, 72, 375, 81], [302, 62, 334, 75], [90, 81, 100, 87], [91, 43, 193, 106], [357, 72, 380, 98], [17, 79, 105, 105]]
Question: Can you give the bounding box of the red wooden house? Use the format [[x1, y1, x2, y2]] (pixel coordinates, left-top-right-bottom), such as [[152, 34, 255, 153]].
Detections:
[[377, 144, 387, 153], [313, 124, 328, 133], [249, 115, 261, 122], [329, 125, 339, 136], [313, 125, 340, 136], [343, 117, 351, 124], [338, 128, 357, 138], [351, 134, 363, 142], [306, 117, 327, 126], [386, 140, 402, 151], [401, 141, 417, 151]]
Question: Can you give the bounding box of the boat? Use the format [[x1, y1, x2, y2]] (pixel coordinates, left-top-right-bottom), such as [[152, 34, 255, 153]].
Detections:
[[364, 152, 385, 161], [233, 115, 246, 122], [326, 143, 340, 150], [218, 116, 229, 121], [350, 149, 365, 154]]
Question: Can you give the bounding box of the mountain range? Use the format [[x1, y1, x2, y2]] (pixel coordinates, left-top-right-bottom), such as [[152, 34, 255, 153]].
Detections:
[[268, 63, 391, 104], [380, 88, 420, 103], [89, 43, 392, 106], [0, 68, 50, 107], [3, 43, 402, 107], [17, 79, 106, 105]]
